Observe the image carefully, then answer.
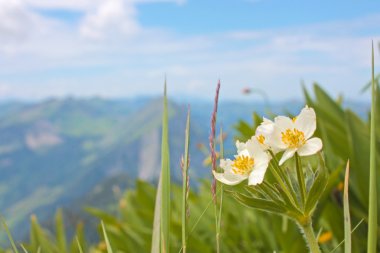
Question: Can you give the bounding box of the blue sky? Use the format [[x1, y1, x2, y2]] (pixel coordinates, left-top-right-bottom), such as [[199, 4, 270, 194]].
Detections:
[[0, 0, 379, 101]]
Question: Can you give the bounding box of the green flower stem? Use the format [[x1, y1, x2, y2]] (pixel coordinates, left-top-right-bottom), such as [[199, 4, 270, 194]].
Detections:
[[295, 153, 307, 208], [299, 219, 321, 253]]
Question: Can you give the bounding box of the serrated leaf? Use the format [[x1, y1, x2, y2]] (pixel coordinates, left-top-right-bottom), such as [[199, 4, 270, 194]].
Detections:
[[305, 154, 328, 215], [232, 192, 288, 214]]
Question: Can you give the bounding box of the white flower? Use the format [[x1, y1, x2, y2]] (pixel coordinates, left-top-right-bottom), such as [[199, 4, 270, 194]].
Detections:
[[267, 106, 323, 165], [255, 117, 279, 153], [213, 137, 270, 186]]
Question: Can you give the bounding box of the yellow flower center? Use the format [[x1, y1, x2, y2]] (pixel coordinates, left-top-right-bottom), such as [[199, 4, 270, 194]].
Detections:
[[281, 128, 306, 148], [257, 134, 265, 145], [232, 155, 254, 175]]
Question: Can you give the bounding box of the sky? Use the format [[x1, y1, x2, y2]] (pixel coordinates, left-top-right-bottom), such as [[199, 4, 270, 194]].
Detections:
[[0, 0, 379, 102]]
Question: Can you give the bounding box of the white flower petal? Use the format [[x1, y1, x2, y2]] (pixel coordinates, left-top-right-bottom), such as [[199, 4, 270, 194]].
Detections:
[[250, 140, 270, 163], [235, 140, 246, 153], [255, 117, 274, 136], [295, 106, 316, 139], [220, 159, 233, 171], [237, 149, 250, 158], [246, 137, 262, 155], [213, 170, 247, 185], [248, 160, 269, 185], [279, 148, 296, 165], [297, 137, 323, 157], [274, 115, 294, 131]]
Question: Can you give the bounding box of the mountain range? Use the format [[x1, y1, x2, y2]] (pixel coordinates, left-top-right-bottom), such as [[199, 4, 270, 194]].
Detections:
[[0, 96, 367, 241]]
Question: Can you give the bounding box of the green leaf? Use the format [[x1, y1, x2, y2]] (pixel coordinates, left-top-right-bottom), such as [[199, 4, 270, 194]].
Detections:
[[70, 222, 85, 253], [151, 173, 161, 253], [1, 216, 19, 253], [345, 110, 370, 208], [20, 245, 28, 253], [302, 82, 314, 107], [367, 41, 378, 253], [234, 120, 255, 141], [29, 215, 58, 252], [85, 207, 120, 224], [55, 209, 67, 253], [305, 153, 328, 215], [232, 192, 288, 215], [160, 81, 171, 253], [101, 221, 114, 253], [344, 161, 351, 253], [75, 237, 84, 253]]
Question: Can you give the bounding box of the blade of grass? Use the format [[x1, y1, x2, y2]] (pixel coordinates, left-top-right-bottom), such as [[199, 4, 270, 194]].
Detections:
[[55, 209, 68, 253], [1, 216, 19, 253], [20, 244, 28, 253], [161, 81, 171, 253], [76, 237, 84, 253], [367, 41, 378, 253], [101, 221, 113, 253], [344, 161, 351, 253], [151, 171, 162, 253], [181, 106, 191, 253], [330, 219, 364, 253], [178, 187, 222, 253]]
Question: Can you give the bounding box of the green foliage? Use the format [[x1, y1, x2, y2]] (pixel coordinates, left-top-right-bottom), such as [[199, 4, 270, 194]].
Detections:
[[88, 180, 306, 253], [6, 211, 87, 253], [304, 84, 380, 251], [232, 82, 380, 251], [343, 162, 351, 253], [1, 79, 379, 252], [100, 221, 113, 253], [367, 42, 378, 253], [161, 83, 171, 253], [1, 217, 19, 253]]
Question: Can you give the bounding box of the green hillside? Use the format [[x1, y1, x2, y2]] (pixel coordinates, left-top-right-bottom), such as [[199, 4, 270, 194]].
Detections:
[[0, 97, 196, 240]]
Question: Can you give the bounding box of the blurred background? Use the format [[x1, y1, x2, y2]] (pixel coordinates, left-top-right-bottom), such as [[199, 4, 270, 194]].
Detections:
[[0, 0, 379, 250]]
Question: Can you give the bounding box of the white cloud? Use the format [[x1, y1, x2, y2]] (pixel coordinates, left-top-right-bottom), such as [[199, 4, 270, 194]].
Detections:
[[23, 0, 186, 10], [23, 0, 93, 10], [0, 0, 45, 42], [79, 0, 140, 40], [0, 1, 378, 101]]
